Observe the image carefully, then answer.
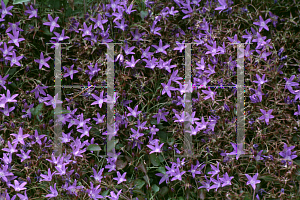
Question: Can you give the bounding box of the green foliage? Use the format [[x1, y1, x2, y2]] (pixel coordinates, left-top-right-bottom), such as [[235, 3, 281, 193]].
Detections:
[[13, 0, 30, 4], [87, 144, 101, 151], [150, 153, 160, 166]]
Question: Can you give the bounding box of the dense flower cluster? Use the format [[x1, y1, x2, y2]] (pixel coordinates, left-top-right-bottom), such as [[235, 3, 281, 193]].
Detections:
[[0, 0, 299, 199]]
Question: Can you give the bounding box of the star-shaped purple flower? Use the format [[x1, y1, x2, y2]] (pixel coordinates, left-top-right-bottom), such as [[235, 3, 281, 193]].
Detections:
[[34, 52, 51, 69], [4, 50, 23, 67], [259, 109, 274, 125], [11, 127, 30, 145], [245, 173, 261, 190], [24, 4, 38, 19], [253, 15, 271, 32], [0, 0, 13, 18], [43, 14, 60, 32], [152, 39, 170, 55], [63, 64, 78, 80]]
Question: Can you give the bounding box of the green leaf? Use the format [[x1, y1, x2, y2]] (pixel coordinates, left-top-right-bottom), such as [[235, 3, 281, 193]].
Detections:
[[178, 197, 184, 200], [152, 184, 159, 193], [31, 103, 44, 117], [101, 189, 110, 197], [157, 166, 166, 174], [140, 10, 148, 21], [133, 189, 145, 196], [7, 67, 17, 76], [134, 179, 145, 189], [13, 0, 30, 4], [158, 154, 164, 163], [150, 153, 160, 166], [3, 0, 9, 6], [159, 186, 168, 196], [87, 144, 101, 151]]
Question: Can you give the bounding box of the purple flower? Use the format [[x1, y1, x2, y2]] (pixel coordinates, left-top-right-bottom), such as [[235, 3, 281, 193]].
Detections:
[[144, 57, 158, 70], [227, 34, 241, 45], [215, 0, 229, 14], [130, 28, 145, 42], [43, 93, 63, 109], [245, 173, 261, 190], [284, 75, 299, 93], [259, 109, 274, 125], [109, 189, 122, 200], [207, 162, 220, 177], [2, 141, 18, 154], [253, 15, 271, 32], [127, 105, 142, 118], [294, 105, 300, 116], [114, 18, 127, 31], [205, 41, 219, 56], [24, 5, 38, 19], [93, 112, 106, 124], [227, 142, 245, 160], [256, 49, 272, 61], [147, 139, 164, 154], [34, 52, 51, 69], [0, 164, 14, 182], [91, 167, 104, 183], [8, 180, 27, 192], [125, 55, 140, 68], [0, 104, 15, 116], [85, 62, 101, 80], [17, 190, 28, 199], [269, 11, 279, 27], [87, 182, 103, 200], [279, 143, 297, 165], [171, 167, 185, 181], [6, 22, 23, 33], [152, 39, 170, 55], [195, 116, 209, 130], [10, 127, 30, 145], [79, 22, 93, 37], [173, 40, 186, 53], [0, 89, 18, 105], [5, 51, 23, 67], [202, 87, 217, 101], [40, 168, 55, 182], [16, 149, 31, 162], [30, 84, 48, 99], [220, 172, 234, 187], [63, 64, 78, 80], [198, 175, 212, 191], [149, 21, 161, 36], [43, 14, 60, 32], [155, 172, 169, 185], [0, 42, 14, 58], [0, 0, 13, 18], [45, 183, 58, 198], [51, 29, 69, 42], [161, 79, 177, 98], [90, 13, 108, 30], [152, 108, 169, 124], [113, 171, 127, 184], [253, 74, 268, 85], [209, 174, 222, 191], [122, 42, 135, 55]]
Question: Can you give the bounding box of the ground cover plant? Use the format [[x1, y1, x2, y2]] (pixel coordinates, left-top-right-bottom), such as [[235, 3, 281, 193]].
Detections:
[[0, 0, 300, 199]]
